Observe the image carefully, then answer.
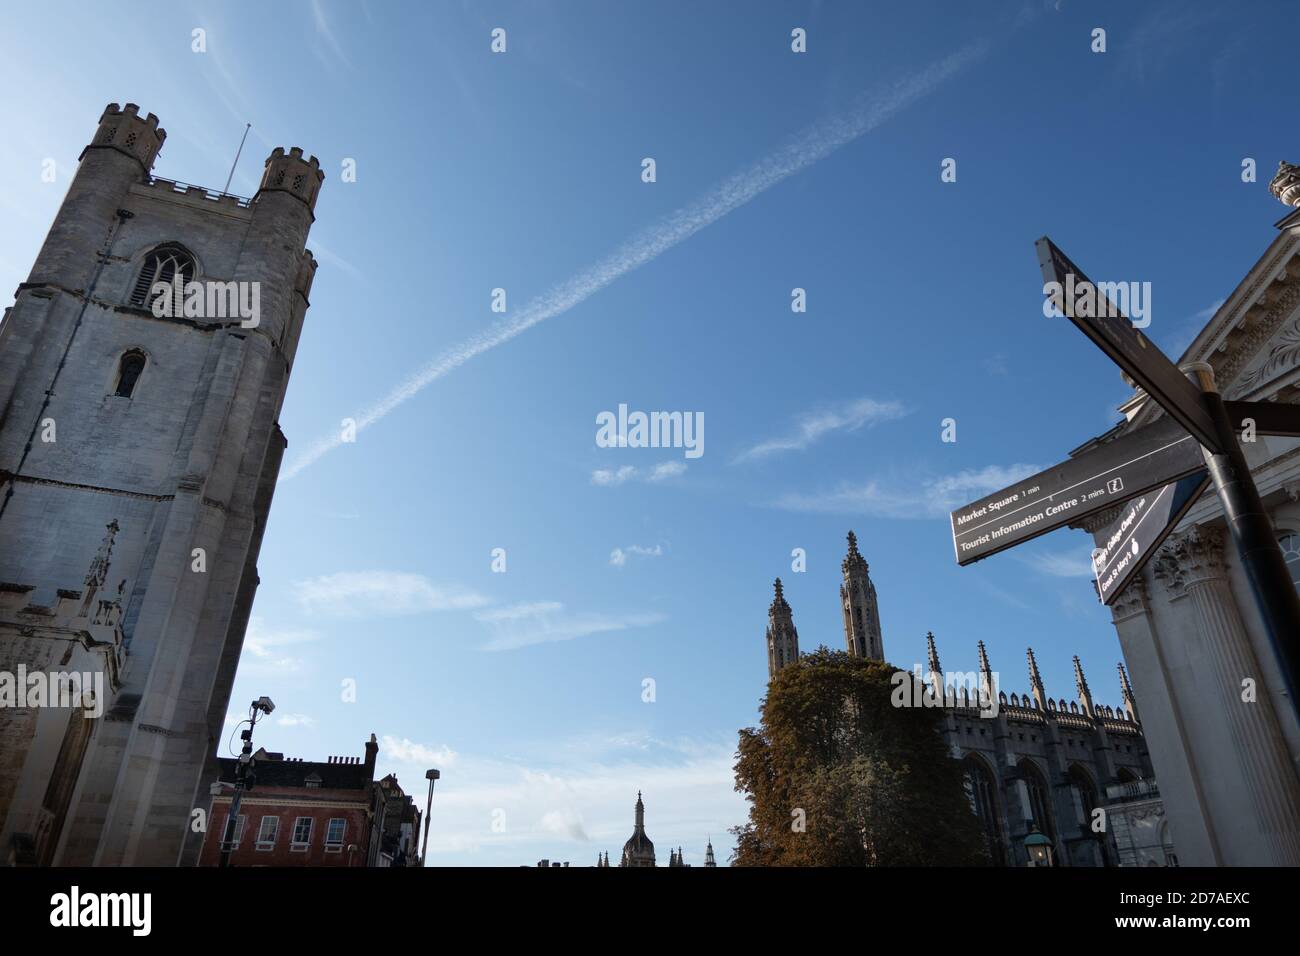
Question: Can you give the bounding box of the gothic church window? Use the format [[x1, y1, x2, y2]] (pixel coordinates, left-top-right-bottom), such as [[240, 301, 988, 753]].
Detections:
[[114, 350, 146, 398], [962, 756, 1005, 865], [129, 244, 195, 311], [1021, 760, 1056, 842]]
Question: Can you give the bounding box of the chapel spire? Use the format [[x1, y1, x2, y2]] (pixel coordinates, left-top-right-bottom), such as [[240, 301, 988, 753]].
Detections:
[[841, 530, 884, 660], [766, 578, 800, 678]]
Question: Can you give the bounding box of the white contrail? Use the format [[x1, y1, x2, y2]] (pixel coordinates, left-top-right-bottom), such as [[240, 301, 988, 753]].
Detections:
[[281, 40, 990, 480]]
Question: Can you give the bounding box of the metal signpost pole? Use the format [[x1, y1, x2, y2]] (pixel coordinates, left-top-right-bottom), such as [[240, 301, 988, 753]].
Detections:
[[1185, 362, 1300, 711]]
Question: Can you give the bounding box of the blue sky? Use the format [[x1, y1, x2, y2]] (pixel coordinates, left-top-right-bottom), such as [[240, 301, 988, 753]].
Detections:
[[1, 1, 1295, 866]]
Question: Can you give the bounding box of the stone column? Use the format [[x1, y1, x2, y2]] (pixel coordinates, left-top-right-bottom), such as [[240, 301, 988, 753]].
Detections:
[[1154, 525, 1300, 865]]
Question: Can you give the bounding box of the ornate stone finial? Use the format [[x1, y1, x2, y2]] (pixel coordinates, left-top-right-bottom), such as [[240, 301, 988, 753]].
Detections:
[[85, 519, 120, 589], [926, 631, 941, 673], [977, 640, 992, 674], [1027, 647, 1043, 685], [773, 578, 784, 602], [1270, 161, 1300, 208], [1118, 662, 1140, 723], [1073, 655, 1094, 716], [842, 530, 868, 574]]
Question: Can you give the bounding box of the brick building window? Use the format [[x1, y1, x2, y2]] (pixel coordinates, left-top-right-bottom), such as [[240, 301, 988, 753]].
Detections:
[[220, 814, 246, 851], [256, 816, 279, 850], [291, 816, 313, 850], [325, 818, 346, 851]]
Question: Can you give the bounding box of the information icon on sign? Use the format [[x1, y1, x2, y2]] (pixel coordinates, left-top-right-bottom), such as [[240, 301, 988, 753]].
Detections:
[[1107, 477, 1124, 495]]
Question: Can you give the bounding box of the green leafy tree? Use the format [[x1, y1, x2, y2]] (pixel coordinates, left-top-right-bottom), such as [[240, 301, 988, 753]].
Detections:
[[732, 647, 990, 866]]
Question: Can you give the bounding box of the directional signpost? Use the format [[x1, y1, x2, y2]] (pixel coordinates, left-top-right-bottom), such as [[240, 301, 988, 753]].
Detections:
[[1091, 471, 1210, 605], [951, 416, 1204, 566], [952, 237, 1300, 719]]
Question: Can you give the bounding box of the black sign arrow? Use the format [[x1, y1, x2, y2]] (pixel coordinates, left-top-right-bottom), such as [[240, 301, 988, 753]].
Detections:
[[1035, 236, 1222, 454], [1091, 470, 1210, 605], [950, 416, 1205, 566]]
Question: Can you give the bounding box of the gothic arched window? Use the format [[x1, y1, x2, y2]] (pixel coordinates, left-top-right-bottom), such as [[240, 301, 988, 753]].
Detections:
[[1021, 760, 1056, 843], [129, 244, 195, 312], [1279, 533, 1300, 590], [962, 755, 1005, 865], [114, 350, 146, 398], [1068, 764, 1111, 865]]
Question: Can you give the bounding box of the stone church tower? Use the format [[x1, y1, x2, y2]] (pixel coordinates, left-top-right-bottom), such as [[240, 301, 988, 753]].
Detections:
[[764, 578, 799, 678], [841, 530, 884, 660], [0, 104, 321, 865]]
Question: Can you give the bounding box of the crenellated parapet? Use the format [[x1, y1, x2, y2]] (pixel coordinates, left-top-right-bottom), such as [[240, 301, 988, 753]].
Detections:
[[84, 103, 166, 175], [257, 146, 325, 215]]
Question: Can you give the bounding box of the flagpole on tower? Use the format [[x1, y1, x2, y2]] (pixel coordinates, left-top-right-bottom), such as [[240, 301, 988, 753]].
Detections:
[[223, 122, 251, 196]]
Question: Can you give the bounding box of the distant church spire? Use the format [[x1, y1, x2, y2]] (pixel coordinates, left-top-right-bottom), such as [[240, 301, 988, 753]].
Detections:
[[1074, 656, 1094, 717], [765, 578, 800, 678], [841, 531, 884, 660], [704, 839, 716, 867], [1027, 647, 1047, 709], [1118, 662, 1140, 723], [620, 791, 655, 867]]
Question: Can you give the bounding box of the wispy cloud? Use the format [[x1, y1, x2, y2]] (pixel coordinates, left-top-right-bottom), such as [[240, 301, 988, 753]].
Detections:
[[540, 809, 591, 842], [309, 0, 354, 70], [590, 461, 686, 486], [239, 617, 321, 673], [473, 601, 665, 651], [734, 397, 908, 463], [609, 544, 664, 567], [1161, 298, 1223, 360], [276, 712, 317, 728], [775, 463, 1043, 519], [381, 735, 458, 768], [280, 38, 993, 479], [376, 731, 742, 864], [1015, 549, 1095, 578], [292, 571, 489, 618]]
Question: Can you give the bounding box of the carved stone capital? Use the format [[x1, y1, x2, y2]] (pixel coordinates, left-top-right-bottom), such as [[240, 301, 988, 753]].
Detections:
[[1154, 525, 1226, 595], [1109, 574, 1150, 621]]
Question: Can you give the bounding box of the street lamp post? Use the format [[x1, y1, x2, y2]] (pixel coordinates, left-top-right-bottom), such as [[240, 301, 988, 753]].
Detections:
[[218, 696, 275, 868], [1024, 826, 1055, 867], [421, 768, 440, 866]]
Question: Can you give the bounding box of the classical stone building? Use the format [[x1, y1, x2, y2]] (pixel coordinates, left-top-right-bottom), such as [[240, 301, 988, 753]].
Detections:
[[1073, 162, 1300, 867], [0, 104, 321, 865], [593, 792, 718, 867], [764, 532, 1170, 867]]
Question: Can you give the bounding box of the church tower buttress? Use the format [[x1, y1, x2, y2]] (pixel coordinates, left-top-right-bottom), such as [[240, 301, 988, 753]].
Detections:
[[840, 530, 884, 661]]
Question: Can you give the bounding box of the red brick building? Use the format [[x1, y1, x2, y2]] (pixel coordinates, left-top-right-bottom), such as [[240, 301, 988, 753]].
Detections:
[[197, 733, 422, 867]]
